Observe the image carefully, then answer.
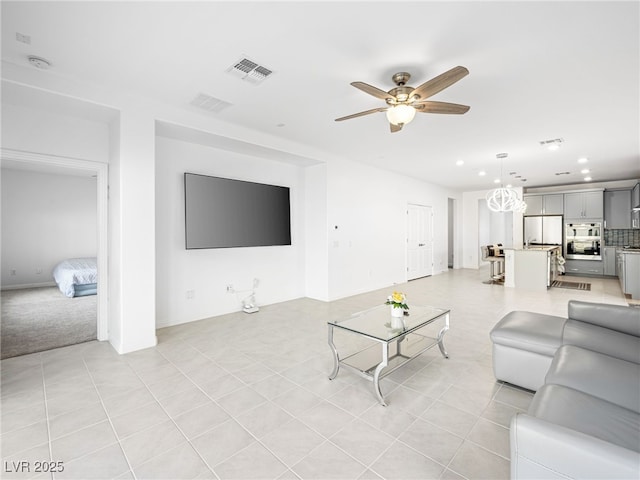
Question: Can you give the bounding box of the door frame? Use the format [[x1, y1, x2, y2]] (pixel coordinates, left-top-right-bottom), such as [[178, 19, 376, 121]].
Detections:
[[1, 148, 109, 341]]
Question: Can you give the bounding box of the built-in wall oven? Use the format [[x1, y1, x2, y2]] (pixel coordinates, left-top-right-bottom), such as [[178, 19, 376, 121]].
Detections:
[[565, 222, 601, 260]]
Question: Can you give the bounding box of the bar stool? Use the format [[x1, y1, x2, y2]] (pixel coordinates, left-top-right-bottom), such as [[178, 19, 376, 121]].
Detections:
[[481, 245, 505, 284]]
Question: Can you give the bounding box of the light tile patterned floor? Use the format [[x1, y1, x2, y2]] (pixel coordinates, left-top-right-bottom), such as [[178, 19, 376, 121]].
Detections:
[[0, 269, 627, 479]]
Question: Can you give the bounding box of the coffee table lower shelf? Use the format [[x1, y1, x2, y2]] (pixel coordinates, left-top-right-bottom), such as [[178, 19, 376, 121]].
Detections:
[[328, 329, 448, 406]]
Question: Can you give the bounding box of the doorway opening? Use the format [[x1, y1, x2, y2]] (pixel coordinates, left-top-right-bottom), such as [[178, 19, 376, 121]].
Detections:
[[1, 149, 108, 358]]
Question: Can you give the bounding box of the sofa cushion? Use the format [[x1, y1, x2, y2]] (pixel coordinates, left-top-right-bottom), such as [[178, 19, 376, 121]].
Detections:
[[545, 345, 640, 413], [563, 318, 640, 364], [490, 311, 565, 356], [528, 384, 640, 453], [568, 300, 640, 337]]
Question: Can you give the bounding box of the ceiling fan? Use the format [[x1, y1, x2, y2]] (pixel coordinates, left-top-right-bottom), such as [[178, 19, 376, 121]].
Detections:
[[335, 66, 470, 133]]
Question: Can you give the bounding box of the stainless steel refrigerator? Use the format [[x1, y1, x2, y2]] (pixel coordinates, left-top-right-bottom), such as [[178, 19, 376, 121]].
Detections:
[[524, 216, 563, 248]]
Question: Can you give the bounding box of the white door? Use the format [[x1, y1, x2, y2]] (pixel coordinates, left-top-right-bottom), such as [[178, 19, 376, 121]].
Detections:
[[407, 204, 433, 280]]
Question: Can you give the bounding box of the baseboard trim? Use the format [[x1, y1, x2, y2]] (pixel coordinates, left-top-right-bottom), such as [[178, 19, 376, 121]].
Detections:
[[1, 282, 56, 291]]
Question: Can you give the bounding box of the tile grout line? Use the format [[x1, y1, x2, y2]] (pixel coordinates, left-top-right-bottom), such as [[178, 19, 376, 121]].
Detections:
[[119, 348, 223, 480], [155, 344, 369, 479], [40, 352, 55, 480], [78, 356, 137, 480]]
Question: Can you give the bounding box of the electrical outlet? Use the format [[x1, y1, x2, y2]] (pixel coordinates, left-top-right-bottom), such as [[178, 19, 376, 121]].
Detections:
[[226, 284, 234, 293], [186, 290, 195, 299], [10, 269, 16, 276], [36, 268, 42, 274]]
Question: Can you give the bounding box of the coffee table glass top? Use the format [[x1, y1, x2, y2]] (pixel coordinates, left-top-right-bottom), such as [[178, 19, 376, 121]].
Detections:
[[328, 304, 450, 341]]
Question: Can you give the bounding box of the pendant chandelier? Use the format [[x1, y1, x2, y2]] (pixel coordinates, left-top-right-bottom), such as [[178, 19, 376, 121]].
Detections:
[[486, 153, 526, 213]]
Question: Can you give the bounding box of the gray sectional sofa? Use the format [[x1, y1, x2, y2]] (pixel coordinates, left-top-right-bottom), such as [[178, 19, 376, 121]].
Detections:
[[490, 300, 640, 479]]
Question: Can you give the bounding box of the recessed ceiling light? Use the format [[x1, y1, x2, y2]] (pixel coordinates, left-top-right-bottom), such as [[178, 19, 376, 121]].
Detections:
[[506, 184, 513, 188], [578, 157, 589, 164], [584, 176, 592, 181], [456, 160, 464, 166], [581, 168, 590, 174], [493, 178, 500, 184], [478, 171, 486, 176]]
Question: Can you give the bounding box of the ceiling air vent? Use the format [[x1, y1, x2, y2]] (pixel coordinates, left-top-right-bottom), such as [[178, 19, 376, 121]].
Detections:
[[190, 93, 232, 113], [227, 57, 274, 85], [540, 138, 564, 150]]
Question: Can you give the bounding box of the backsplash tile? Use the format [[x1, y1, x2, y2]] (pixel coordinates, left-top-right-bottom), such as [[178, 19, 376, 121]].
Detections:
[[604, 229, 640, 247]]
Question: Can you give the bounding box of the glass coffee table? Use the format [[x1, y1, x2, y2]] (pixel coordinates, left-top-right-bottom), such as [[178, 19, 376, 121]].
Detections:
[[328, 304, 450, 406]]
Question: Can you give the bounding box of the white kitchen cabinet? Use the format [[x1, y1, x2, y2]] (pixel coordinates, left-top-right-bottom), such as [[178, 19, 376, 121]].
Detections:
[[564, 191, 603, 220]]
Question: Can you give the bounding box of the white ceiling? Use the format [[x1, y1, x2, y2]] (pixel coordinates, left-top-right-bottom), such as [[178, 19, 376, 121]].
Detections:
[[2, 1, 639, 191]]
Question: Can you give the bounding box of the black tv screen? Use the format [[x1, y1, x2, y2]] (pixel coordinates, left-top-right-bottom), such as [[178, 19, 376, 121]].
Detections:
[[184, 173, 292, 249]]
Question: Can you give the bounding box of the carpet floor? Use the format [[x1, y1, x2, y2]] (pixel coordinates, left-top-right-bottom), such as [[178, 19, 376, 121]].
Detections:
[[1, 286, 96, 359]]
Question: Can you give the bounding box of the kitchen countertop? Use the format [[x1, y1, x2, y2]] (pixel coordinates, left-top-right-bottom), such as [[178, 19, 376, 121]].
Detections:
[[619, 248, 640, 255], [505, 246, 561, 252]]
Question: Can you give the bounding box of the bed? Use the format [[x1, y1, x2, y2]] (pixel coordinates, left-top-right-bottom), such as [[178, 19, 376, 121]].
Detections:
[[52, 257, 98, 298]]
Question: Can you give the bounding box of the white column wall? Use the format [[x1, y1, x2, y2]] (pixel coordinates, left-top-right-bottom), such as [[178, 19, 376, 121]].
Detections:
[[111, 110, 157, 353], [304, 163, 329, 301]]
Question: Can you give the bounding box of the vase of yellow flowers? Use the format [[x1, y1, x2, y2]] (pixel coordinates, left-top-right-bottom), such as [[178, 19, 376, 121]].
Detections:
[[385, 291, 409, 317]]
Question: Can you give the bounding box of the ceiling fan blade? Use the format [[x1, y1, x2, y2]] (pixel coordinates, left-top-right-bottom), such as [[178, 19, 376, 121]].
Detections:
[[390, 123, 403, 133], [351, 82, 395, 101], [335, 107, 388, 122], [410, 66, 469, 100], [413, 101, 470, 114]]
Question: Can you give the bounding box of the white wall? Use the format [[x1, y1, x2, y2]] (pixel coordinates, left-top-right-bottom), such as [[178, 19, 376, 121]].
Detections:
[[1, 169, 97, 288], [1, 103, 110, 162], [325, 158, 455, 300], [154, 136, 306, 327], [304, 163, 329, 300], [463, 188, 523, 268], [1, 70, 465, 354]]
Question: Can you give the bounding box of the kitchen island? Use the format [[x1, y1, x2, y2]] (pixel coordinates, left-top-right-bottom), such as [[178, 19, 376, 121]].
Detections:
[[617, 248, 640, 300], [504, 246, 561, 291]]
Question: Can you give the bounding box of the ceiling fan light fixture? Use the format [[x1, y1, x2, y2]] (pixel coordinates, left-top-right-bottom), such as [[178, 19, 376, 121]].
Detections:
[[386, 104, 416, 126]]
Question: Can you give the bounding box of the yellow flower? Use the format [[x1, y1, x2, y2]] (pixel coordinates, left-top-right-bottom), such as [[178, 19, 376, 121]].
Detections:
[[391, 291, 404, 302]]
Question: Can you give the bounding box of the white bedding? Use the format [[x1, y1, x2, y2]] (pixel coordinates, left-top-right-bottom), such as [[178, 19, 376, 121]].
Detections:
[[52, 257, 97, 297]]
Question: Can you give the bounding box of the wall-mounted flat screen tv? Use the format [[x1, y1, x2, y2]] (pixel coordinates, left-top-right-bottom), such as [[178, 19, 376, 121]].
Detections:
[[184, 172, 291, 249]]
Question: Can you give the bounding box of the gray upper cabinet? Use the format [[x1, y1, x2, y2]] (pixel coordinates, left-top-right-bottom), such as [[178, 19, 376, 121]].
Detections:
[[543, 194, 564, 215], [632, 183, 640, 229], [564, 191, 603, 220], [524, 194, 564, 215], [604, 189, 631, 229], [524, 195, 543, 215]]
